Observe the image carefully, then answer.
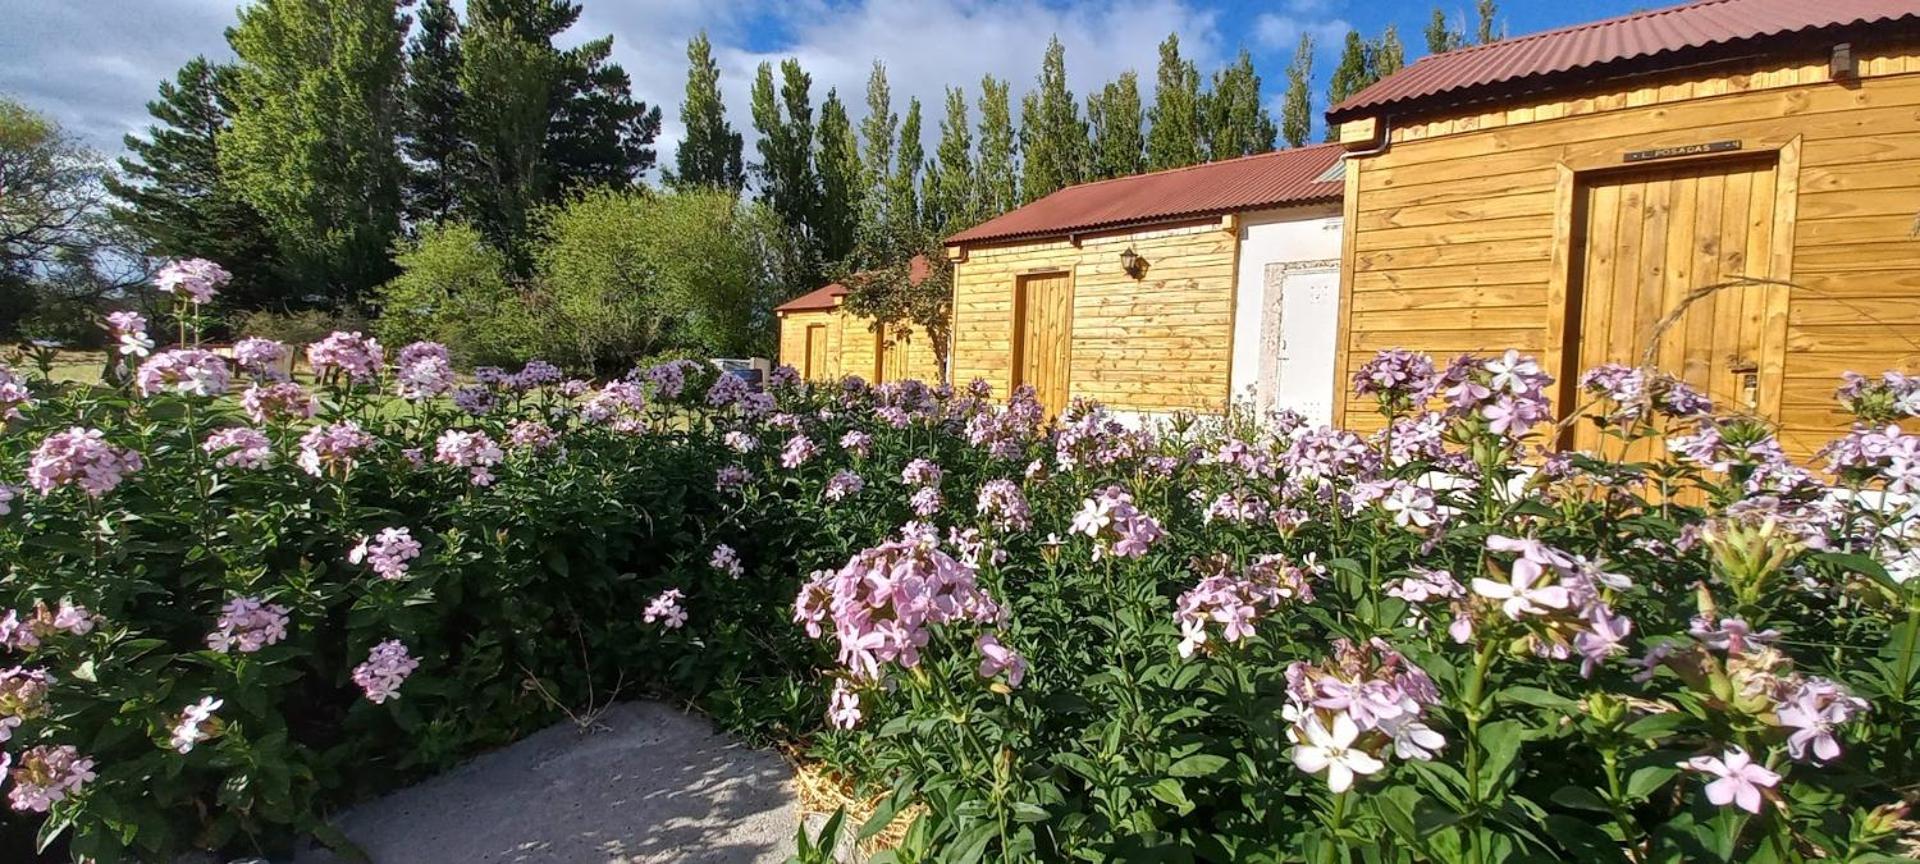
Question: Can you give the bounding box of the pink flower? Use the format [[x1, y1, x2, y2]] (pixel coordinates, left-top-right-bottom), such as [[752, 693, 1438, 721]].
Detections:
[[6, 744, 95, 813], [154, 257, 229, 304], [0, 667, 53, 742], [202, 427, 272, 469], [27, 427, 143, 497], [975, 479, 1032, 532], [794, 525, 1004, 681], [1777, 679, 1867, 763], [0, 363, 32, 421], [395, 341, 456, 400], [644, 588, 688, 629], [135, 348, 230, 398], [710, 544, 743, 578], [434, 429, 503, 486], [909, 486, 942, 517], [1290, 712, 1384, 793], [105, 311, 154, 358], [1681, 747, 1780, 814], [0, 484, 15, 517], [350, 527, 423, 580], [231, 337, 290, 380], [839, 430, 871, 458], [1573, 605, 1633, 678], [824, 470, 864, 502], [169, 696, 223, 754], [581, 380, 647, 425], [723, 430, 758, 453], [780, 434, 817, 469], [507, 420, 561, 454], [241, 381, 318, 423], [827, 679, 862, 730], [974, 633, 1027, 688], [1069, 486, 1165, 561], [900, 458, 944, 488], [206, 597, 290, 653], [297, 421, 375, 478], [306, 331, 384, 383], [353, 640, 420, 704]]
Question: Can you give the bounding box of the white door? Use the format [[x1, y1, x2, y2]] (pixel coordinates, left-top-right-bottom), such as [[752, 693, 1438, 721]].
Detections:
[[1267, 267, 1340, 425]]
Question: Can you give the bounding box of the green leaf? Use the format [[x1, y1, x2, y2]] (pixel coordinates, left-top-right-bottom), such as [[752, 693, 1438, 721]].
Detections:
[[1545, 815, 1627, 863], [1624, 713, 1691, 741], [1626, 765, 1679, 802], [1495, 686, 1576, 711], [1167, 754, 1229, 778], [1549, 785, 1612, 813], [1475, 719, 1525, 794], [1146, 779, 1194, 814]]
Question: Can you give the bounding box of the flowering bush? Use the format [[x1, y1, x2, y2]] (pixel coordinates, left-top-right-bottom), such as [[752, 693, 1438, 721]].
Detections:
[[1, 298, 1916, 862]]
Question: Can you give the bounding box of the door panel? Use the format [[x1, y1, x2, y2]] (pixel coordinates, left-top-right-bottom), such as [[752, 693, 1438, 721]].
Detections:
[[1569, 157, 1786, 453], [1015, 272, 1074, 417], [1271, 268, 1341, 425], [804, 324, 828, 381]]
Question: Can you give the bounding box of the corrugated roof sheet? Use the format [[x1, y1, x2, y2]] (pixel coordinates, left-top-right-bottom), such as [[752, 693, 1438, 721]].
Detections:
[[1329, 0, 1920, 121], [945, 143, 1345, 247], [775, 255, 931, 313]]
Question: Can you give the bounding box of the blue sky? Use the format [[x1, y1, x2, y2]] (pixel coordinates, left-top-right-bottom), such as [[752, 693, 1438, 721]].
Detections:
[[0, 0, 1654, 164]]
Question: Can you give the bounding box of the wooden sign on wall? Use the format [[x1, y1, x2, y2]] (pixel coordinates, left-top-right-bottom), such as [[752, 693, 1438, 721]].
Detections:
[[1623, 140, 1742, 163]]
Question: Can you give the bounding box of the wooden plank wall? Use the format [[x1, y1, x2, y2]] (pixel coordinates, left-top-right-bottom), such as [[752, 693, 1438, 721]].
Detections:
[[1336, 42, 1920, 454], [951, 219, 1239, 412], [777, 308, 943, 384]]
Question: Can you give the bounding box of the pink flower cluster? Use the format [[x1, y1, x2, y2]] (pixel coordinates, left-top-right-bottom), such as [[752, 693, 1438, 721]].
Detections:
[[232, 337, 289, 381], [105, 311, 154, 358], [899, 458, 943, 488], [643, 359, 705, 400], [1470, 536, 1634, 677], [202, 427, 272, 469], [1176, 554, 1316, 658], [839, 430, 872, 458], [297, 421, 375, 478], [1352, 348, 1437, 411], [206, 596, 291, 653], [644, 588, 688, 629], [242, 381, 318, 423], [824, 469, 864, 502], [0, 666, 52, 742], [780, 434, 817, 469], [6, 744, 95, 813], [1579, 364, 1712, 427], [435, 429, 503, 486], [1437, 350, 1554, 439], [507, 420, 561, 454], [395, 342, 456, 400], [153, 257, 229, 304], [350, 527, 423, 580], [0, 363, 29, 423], [1068, 486, 1165, 560], [793, 525, 1007, 683], [975, 479, 1031, 532], [1837, 371, 1920, 423], [135, 348, 230, 398], [580, 380, 647, 430], [710, 544, 743, 578], [0, 601, 98, 652], [169, 696, 223, 754], [1285, 638, 1444, 792], [352, 640, 420, 704], [27, 427, 144, 497], [306, 331, 384, 383]]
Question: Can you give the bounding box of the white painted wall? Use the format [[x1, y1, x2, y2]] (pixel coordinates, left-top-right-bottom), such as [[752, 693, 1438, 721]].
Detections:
[[1228, 205, 1345, 425]]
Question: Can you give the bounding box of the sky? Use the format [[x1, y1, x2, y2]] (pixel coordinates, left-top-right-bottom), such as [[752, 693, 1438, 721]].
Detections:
[[0, 0, 1648, 168]]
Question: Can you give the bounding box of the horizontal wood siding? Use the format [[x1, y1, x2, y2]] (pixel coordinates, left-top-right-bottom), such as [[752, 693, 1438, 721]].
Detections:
[[952, 219, 1239, 412], [778, 308, 943, 384], [778, 310, 840, 380], [1337, 45, 1920, 453]]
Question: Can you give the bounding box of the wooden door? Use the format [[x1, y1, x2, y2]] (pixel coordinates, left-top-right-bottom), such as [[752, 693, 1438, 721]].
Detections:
[[804, 324, 828, 380], [1568, 156, 1787, 452], [876, 329, 914, 384], [1015, 272, 1074, 417]]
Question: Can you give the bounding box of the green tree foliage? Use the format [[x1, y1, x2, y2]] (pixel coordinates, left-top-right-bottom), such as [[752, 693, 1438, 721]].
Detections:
[[1200, 50, 1276, 161], [813, 89, 863, 266], [1425, 8, 1467, 54], [402, 0, 465, 224], [1018, 36, 1088, 203], [1, 99, 110, 338], [974, 76, 1019, 218], [1279, 35, 1315, 148], [859, 61, 897, 219], [1476, 0, 1502, 44], [106, 58, 285, 310], [1325, 29, 1406, 141], [1376, 26, 1407, 78], [220, 0, 409, 306], [375, 221, 532, 363], [1087, 71, 1144, 180], [750, 59, 821, 288], [457, 5, 561, 256], [1145, 33, 1202, 171], [923, 86, 976, 237], [671, 31, 744, 191], [889, 97, 924, 240]]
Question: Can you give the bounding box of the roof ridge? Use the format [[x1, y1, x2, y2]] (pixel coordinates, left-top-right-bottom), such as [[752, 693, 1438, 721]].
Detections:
[[1430, 0, 1741, 60], [1030, 142, 1343, 198]]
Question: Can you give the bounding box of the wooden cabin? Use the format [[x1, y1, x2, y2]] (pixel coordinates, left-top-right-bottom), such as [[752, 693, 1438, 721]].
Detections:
[[944, 145, 1347, 422], [1326, 0, 1920, 453], [775, 255, 943, 385]]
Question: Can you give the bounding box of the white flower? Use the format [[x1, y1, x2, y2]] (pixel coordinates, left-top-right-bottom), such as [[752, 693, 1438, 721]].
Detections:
[[169, 696, 223, 754], [1379, 714, 1446, 761], [1471, 569, 1570, 620], [1290, 712, 1384, 793]]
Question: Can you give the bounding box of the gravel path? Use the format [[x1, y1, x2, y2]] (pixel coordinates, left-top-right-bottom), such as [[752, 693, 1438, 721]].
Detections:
[[294, 702, 799, 864]]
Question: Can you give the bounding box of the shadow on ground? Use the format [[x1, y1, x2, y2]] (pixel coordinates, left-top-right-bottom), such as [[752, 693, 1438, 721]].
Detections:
[[294, 702, 798, 864]]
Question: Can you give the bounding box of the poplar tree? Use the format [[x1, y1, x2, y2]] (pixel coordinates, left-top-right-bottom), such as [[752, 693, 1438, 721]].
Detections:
[[1279, 34, 1314, 148], [889, 97, 924, 240], [1087, 71, 1144, 180], [1425, 8, 1467, 54], [814, 89, 863, 266], [1145, 33, 1202, 171], [402, 0, 464, 224], [1325, 31, 1375, 141], [1375, 26, 1407, 78], [858, 61, 897, 244], [222, 0, 408, 304], [672, 31, 744, 191], [924, 86, 975, 236], [1018, 37, 1088, 203], [1201, 50, 1276, 161], [975, 75, 1019, 217], [1476, 0, 1502, 44]]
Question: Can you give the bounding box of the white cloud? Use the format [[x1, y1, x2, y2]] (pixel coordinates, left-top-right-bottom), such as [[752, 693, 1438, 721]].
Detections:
[[1253, 13, 1353, 53]]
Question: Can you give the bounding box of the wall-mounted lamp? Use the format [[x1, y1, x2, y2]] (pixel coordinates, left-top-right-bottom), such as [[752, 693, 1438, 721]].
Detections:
[[1119, 246, 1147, 279]]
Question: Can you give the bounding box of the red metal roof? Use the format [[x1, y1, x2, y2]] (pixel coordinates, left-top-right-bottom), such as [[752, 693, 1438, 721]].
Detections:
[[1328, 0, 1920, 122], [776, 255, 931, 313], [945, 143, 1345, 247]]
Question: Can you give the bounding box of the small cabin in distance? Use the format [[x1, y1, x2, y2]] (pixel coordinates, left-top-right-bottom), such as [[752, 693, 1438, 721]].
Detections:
[[775, 255, 943, 385]]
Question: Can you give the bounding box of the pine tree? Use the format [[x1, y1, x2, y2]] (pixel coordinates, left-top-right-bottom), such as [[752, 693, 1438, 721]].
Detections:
[[1018, 37, 1087, 203], [1425, 8, 1467, 54], [1375, 26, 1407, 78], [222, 0, 409, 304], [1476, 0, 1501, 44], [402, 0, 464, 224], [672, 31, 743, 191], [975, 75, 1018, 217], [107, 57, 284, 308], [1279, 34, 1314, 148], [814, 89, 863, 266], [457, 5, 559, 254], [1087, 72, 1144, 180], [925, 86, 975, 236], [1145, 33, 1202, 171], [544, 35, 662, 186], [1201, 50, 1276, 161]]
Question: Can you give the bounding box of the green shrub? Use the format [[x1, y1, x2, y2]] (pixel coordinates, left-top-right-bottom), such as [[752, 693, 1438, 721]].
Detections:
[[372, 222, 533, 365]]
